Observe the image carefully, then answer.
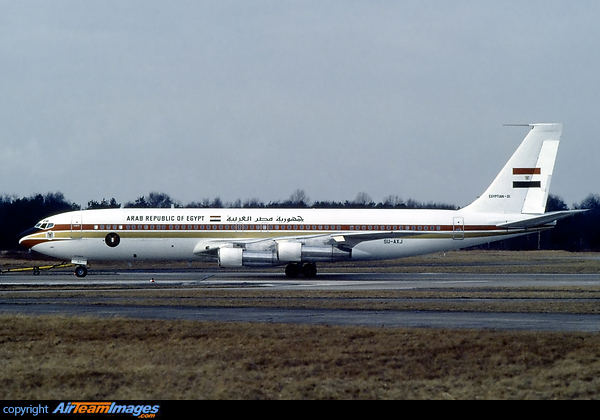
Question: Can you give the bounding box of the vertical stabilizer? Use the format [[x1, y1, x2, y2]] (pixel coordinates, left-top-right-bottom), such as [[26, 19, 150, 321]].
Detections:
[[464, 123, 562, 214]]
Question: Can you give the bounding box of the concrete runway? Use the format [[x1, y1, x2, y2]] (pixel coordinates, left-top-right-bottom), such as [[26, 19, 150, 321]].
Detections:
[[2, 270, 600, 331], [2, 270, 600, 289]]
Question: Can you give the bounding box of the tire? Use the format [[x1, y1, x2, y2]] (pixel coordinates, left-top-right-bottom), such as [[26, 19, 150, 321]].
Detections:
[[75, 265, 88, 278], [302, 263, 317, 278], [285, 263, 301, 278]]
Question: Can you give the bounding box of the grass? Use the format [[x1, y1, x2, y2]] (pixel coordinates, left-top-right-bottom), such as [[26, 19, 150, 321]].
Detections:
[[4, 287, 600, 314], [2, 250, 600, 399], [329, 250, 600, 274], [2, 315, 600, 400]]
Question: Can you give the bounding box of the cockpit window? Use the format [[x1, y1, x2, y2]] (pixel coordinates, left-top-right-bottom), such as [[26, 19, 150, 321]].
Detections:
[[34, 221, 54, 230]]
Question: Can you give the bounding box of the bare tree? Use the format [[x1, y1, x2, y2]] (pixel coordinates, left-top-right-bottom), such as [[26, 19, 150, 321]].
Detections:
[[288, 189, 311, 207], [354, 192, 373, 207]]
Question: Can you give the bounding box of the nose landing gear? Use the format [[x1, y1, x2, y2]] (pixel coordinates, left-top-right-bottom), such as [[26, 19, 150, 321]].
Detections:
[[74, 265, 88, 278]]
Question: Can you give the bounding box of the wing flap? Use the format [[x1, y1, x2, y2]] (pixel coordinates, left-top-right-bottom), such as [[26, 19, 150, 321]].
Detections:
[[329, 230, 429, 247]]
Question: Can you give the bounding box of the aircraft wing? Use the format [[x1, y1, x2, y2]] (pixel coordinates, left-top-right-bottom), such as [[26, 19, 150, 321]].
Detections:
[[192, 230, 427, 258], [497, 210, 586, 229], [325, 230, 428, 247]]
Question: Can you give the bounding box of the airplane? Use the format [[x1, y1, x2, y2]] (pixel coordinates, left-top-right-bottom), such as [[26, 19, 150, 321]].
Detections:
[[19, 123, 583, 278]]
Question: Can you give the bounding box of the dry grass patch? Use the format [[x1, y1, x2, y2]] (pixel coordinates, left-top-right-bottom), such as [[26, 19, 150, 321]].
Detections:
[[2, 315, 600, 399], [4, 286, 600, 314], [331, 250, 600, 274]]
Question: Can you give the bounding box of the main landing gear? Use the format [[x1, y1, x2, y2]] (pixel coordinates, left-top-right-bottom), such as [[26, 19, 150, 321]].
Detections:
[[285, 262, 317, 278]]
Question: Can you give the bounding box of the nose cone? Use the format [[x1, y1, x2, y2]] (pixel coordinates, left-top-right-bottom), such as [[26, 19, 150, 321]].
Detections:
[[19, 227, 42, 249]]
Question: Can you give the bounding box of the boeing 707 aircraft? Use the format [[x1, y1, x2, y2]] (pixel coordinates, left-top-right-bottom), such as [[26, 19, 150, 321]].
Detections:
[[20, 123, 582, 278]]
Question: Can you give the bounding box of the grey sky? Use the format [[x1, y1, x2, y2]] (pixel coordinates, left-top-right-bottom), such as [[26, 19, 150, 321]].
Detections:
[[1, 1, 599, 208]]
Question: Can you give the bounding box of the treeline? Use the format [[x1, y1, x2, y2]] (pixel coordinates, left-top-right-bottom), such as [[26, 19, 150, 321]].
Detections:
[[0, 192, 79, 251], [486, 194, 600, 252], [1, 190, 599, 252], [88, 190, 458, 210]]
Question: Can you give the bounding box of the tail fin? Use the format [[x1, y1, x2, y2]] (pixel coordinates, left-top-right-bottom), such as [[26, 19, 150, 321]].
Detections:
[[464, 123, 562, 214]]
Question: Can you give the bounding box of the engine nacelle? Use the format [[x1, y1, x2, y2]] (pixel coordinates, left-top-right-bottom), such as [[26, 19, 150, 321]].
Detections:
[[218, 247, 277, 267], [301, 246, 351, 262], [218, 247, 243, 267], [277, 241, 302, 262], [277, 241, 351, 263]]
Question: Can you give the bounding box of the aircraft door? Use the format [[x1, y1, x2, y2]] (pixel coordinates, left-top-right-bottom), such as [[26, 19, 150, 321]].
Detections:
[[71, 215, 83, 239], [453, 217, 464, 240]]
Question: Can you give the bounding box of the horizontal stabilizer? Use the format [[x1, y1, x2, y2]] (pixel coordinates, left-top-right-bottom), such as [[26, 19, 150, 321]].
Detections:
[[497, 210, 586, 229]]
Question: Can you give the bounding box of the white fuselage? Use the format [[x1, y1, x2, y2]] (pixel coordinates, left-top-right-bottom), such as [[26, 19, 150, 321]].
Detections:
[[21, 207, 539, 265]]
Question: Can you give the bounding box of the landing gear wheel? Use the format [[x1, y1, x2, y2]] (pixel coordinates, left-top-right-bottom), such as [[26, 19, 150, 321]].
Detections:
[[75, 265, 88, 278], [285, 263, 301, 278], [302, 263, 317, 278], [285, 263, 318, 278]]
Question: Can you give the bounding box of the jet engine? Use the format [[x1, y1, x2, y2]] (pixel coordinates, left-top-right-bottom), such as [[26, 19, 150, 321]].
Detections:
[[218, 247, 277, 267], [216, 240, 351, 268], [277, 241, 351, 263]]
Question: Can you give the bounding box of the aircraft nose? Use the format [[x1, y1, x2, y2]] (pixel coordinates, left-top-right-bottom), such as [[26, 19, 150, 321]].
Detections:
[[19, 227, 41, 248]]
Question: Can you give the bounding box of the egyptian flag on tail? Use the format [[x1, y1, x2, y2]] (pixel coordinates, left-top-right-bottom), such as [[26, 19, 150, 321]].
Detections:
[[513, 168, 541, 188]]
